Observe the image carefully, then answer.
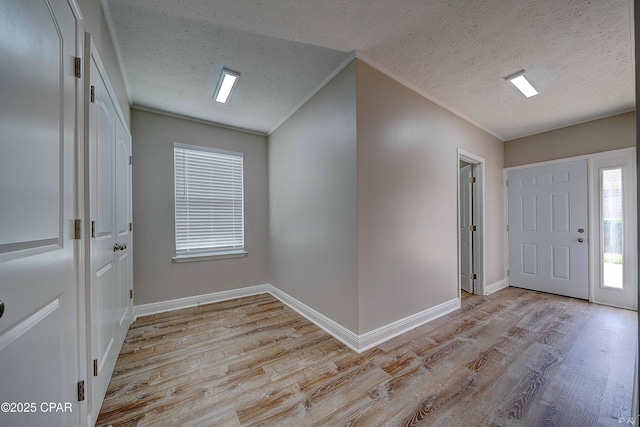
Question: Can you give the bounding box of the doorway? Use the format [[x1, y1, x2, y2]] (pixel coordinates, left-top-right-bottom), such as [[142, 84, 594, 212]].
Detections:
[[458, 149, 485, 296]]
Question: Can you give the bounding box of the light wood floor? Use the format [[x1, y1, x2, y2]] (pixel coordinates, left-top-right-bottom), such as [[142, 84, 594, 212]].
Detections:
[[97, 288, 637, 427]]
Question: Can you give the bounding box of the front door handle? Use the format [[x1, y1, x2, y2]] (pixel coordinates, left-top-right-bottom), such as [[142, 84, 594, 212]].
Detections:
[[578, 238, 584, 243]]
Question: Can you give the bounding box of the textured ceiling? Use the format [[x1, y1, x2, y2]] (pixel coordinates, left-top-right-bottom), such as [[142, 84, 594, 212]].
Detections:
[[106, 0, 634, 140]]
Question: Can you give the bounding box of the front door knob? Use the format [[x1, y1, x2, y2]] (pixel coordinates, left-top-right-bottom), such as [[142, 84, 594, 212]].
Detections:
[[578, 228, 585, 233], [578, 238, 584, 243]]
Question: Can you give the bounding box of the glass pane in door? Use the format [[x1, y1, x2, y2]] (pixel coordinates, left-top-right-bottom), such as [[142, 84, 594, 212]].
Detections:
[[601, 168, 623, 289]]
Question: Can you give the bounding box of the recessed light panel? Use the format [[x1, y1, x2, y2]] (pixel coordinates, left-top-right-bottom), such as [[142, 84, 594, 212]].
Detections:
[[505, 70, 539, 98], [214, 68, 240, 103]]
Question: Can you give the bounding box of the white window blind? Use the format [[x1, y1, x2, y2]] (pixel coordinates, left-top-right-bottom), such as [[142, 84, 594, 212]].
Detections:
[[174, 143, 244, 256]]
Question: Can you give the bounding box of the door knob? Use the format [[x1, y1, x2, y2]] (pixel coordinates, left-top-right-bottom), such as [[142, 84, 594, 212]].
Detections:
[[578, 238, 584, 243], [578, 228, 584, 233], [113, 243, 122, 251]]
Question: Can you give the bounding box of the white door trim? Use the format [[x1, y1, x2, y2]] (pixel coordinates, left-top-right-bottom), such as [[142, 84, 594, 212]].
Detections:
[[457, 149, 485, 296]]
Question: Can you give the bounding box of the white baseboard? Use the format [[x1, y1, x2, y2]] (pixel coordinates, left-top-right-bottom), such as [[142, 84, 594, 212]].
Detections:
[[356, 298, 461, 352], [265, 285, 361, 352], [133, 284, 270, 319], [485, 279, 508, 295], [134, 285, 461, 353]]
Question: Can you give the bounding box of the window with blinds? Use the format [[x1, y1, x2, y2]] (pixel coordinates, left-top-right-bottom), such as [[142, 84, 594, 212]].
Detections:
[[174, 143, 244, 257]]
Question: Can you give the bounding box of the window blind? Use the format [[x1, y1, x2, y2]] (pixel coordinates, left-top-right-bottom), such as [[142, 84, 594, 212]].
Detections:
[[174, 144, 244, 255]]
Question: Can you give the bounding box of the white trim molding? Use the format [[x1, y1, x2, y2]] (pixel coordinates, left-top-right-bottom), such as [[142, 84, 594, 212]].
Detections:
[[484, 280, 508, 295], [134, 285, 460, 353], [266, 285, 361, 352], [134, 284, 270, 319], [356, 298, 460, 352]]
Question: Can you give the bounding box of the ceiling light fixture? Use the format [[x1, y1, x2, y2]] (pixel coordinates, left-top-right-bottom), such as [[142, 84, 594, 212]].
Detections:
[[214, 68, 240, 103], [505, 70, 539, 98]]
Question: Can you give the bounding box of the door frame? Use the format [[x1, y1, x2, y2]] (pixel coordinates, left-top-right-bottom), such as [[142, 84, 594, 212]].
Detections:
[[457, 149, 485, 296], [503, 147, 637, 307]]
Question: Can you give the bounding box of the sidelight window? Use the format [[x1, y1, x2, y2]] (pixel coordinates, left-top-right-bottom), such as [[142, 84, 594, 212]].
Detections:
[[600, 167, 623, 289]]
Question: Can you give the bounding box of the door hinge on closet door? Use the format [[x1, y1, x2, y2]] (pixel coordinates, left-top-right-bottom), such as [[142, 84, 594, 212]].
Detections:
[[77, 381, 85, 401], [91, 221, 96, 238], [130, 290, 133, 299], [129, 156, 132, 165], [90, 85, 95, 103], [73, 219, 82, 239], [93, 359, 98, 377], [74, 57, 81, 79]]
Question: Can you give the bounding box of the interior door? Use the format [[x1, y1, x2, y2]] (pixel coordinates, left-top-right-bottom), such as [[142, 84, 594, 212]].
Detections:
[[0, 0, 81, 426], [87, 54, 116, 420], [508, 159, 588, 299], [459, 162, 474, 293], [86, 40, 133, 421], [115, 115, 132, 328]]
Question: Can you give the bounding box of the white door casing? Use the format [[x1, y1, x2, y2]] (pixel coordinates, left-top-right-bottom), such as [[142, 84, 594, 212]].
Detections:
[[459, 162, 474, 293], [508, 160, 588, 299], [85, 37, 133, 422], [0, 0, 81, 426]]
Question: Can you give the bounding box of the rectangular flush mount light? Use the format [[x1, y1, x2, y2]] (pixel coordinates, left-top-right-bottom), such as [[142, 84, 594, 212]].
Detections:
[[505, 70, 539, 98], [214, 68, 240, 103]]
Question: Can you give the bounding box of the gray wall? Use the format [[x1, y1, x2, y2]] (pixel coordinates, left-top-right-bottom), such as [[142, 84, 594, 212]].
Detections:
[[504, 112, 634, 167], [131, 109, 268, 305], [77, 0, 130, 126], [356, 59, 505, 333], [268, 61, 359, 333]]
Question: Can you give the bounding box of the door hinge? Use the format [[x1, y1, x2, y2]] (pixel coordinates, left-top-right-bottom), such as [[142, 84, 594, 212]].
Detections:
[[129, 222, 133, 232], [93, 359, 98, 377], [74, 219, 82, 239], [471, 273, 477, 280], [507, 269, 510, 276], [470, 225, 477, 232], [91, 220, 96, 238], [506, 224, 509, 232], [77, 381, 85, 401], [90, 85, 95, 103], [505, 180, 508, 187], [129, 155, 132, 165], [74, 57, 81, 79], [130, 289, 134, 299]]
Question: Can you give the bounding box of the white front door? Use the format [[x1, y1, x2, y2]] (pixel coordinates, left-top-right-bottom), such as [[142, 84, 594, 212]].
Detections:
[[0, 0, 81, 426], [508, 160, 588, 299], [459, 162, 474, 293]]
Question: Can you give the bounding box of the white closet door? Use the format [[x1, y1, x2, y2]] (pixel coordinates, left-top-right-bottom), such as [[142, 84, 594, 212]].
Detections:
[[85, 37, 133, 423], [0, 0, 81, 426]]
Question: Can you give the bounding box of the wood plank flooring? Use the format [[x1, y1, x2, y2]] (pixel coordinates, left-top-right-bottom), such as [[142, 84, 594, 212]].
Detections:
[[96, 288, 637, 426]]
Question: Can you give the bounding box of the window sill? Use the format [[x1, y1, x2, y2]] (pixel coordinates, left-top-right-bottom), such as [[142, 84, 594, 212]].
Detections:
[[172, 250, 248, 263]]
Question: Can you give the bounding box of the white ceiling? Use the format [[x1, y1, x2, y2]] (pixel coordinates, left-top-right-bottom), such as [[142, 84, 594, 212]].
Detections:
[[106, 0, 634, 140]]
